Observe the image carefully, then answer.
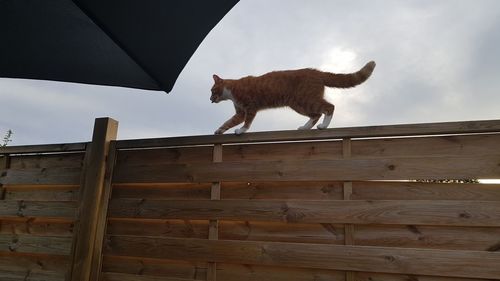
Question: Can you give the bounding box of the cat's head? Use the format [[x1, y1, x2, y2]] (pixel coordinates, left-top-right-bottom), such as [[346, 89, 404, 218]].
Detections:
[[210, 74, 225, 103]]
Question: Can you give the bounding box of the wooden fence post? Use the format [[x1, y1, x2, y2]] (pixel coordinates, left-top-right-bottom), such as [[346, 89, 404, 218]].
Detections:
[[69, 117, 118, 281], [342, 138, 355, 281], [0, 153, 10, 200], [208, 144, 223, 281]]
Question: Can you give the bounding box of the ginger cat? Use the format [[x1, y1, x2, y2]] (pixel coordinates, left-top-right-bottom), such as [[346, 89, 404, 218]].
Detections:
[[211, 61, 375, 135]]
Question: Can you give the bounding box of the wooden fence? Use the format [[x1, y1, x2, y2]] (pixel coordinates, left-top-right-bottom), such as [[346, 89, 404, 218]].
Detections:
[[1, 117, 500, 281]]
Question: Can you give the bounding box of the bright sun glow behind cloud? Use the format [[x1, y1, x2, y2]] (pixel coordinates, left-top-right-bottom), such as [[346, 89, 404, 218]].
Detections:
[[320, 47, 358, 73]]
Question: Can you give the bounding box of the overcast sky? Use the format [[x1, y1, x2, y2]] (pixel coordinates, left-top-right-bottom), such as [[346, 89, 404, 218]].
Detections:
[[1, 0, 500, 145]]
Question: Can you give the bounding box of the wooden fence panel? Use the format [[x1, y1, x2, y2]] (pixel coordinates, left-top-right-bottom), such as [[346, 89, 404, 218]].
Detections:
[[107, 218, 344, 244], [112, 155, 500, 183], [3, 118, 500, 281], [355, 225, 500, 251], [104, 236, 500, 279], [108, 199, 500, 226], [223, 140, 343, 162], [351, 181, 500, 200], [351, 133, 500, 159]]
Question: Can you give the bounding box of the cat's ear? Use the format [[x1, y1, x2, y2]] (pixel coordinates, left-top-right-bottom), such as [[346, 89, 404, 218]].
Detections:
[[213, 74, 222, 83]]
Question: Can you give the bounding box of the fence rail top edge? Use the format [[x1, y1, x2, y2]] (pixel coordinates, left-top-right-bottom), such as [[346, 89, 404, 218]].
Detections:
[[0, 142, 88, 155], [115, 119, 500, 149], [3, 119, 500, 153]]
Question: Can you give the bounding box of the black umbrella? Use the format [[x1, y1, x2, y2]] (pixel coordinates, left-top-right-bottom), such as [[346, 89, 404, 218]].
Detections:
[[0, 0, 239, 93]]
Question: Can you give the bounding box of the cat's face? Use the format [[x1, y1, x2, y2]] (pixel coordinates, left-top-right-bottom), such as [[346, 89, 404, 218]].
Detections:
[[210, 74, 224, 103]]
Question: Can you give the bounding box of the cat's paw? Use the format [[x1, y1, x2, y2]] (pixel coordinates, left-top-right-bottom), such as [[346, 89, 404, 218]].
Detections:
[[214, 128, 225, 135], [234, 127, 248, 135], [317, 124, 329, 130]]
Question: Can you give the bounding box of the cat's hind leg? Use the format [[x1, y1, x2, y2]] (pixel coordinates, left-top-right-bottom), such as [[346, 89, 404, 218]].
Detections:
[[291, 105, 321, 130], [317, 101, 335, 130], [298, 114, 321, 130]]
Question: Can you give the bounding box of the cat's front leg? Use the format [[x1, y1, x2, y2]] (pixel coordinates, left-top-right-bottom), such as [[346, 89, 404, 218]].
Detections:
[[215, 112, 245, 135]]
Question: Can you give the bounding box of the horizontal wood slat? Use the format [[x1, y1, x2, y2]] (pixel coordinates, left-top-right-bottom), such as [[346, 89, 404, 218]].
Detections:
[[216, 263, 345, 281], [220, 134, 500, 163], [0, 201, 77, 218], [355, 225, 500, 251], [355, 272, 492, 281], [110, 181, 500, 201], [0, 234, 72, 255], [0, 268, 65, 281], [351, 181, 500, 200], [0, 218, 74, 236], [0, 252, 70, 271], [114, 119, 500, 149], [9, 153, 85, 169], [116, 146, 213, 167], [223, 141, 343, 162], [112, 183, 211, 199], [2, 185, 78, 201], [104, 236, 500, 279], [102, 272, 197, 281], [351, 133, 500, 159], [106, 219, 345, 244], [0, 167, 82, 185], [108, 199, 500, 226], [102, 256, 207, 280], [222, 181, 344, 200], [112, 156, 500, 183]]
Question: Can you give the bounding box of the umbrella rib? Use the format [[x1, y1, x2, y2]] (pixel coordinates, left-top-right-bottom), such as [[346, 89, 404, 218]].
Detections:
[[71, 0, 168, 92]]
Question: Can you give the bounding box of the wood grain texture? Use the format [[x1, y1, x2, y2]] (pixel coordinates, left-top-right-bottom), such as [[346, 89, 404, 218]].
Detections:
[[355, 272, 496, 281], [0, 218, 73, 236], [2, 185, 78, 201], [107, 199, 500, 226], [114, 119, 500, 149], [111, 183, 211, 199], [351, 133, 500, 159], [102, 272, 196, 281], [103, 236, 500, 279], [0, 142, 87, 154], [216, 263, 345, 281], [90, 142, 118, 281], [355, 225, 500, 251], [9, 153, 85, 169], [106, 219, 209, 238], [0, 200, 77, 218], [0, 167, 82, 185], [0, 252, 70, 273], [0, 268, 65, 281], [70, 117, 118, 281], [221, 181, 343, 200], [116, 146, 213, 167], [106, 219, 344, 244], [352, 181, 500, 200], [101, 256, 345, 281], [102, 255, 207, 280], [223, 141, 343, 162], [0, 234, 72, 255], [112, 155, 500, 183]]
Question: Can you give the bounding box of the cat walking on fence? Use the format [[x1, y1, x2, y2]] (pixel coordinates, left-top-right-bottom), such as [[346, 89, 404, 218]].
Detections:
[[210, 61, 376, 135]]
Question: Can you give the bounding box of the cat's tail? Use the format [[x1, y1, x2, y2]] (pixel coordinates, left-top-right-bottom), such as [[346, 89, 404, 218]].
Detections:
[[321, 61, 376, 88]]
